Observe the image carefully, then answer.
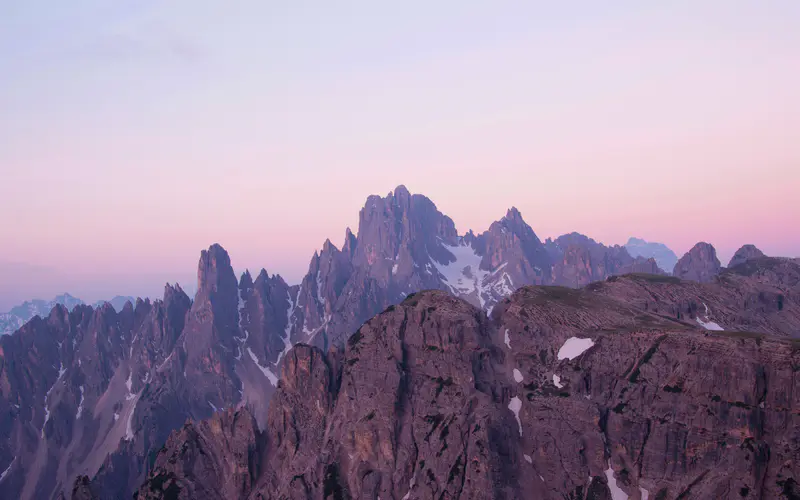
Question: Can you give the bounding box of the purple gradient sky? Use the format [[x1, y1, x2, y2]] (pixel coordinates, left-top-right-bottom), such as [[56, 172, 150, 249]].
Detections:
[[1, 1, 799, 310]]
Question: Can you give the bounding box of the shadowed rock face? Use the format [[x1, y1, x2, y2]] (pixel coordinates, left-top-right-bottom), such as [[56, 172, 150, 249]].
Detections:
[[133, 284, 800, 500], [729, 245, 767, 269], [673, 242, 723, 283]]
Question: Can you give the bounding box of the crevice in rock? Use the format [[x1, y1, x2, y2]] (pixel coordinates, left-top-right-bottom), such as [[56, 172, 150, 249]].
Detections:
[[636, 419, 652, 477], [675, 469, 709, 499]]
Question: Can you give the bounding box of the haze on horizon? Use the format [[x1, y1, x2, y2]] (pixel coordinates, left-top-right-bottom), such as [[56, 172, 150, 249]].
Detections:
[[1, 1, 799, 311]]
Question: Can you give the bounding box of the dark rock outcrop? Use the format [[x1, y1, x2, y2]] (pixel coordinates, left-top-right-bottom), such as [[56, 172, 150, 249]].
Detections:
[[673, 242, 722, 283]]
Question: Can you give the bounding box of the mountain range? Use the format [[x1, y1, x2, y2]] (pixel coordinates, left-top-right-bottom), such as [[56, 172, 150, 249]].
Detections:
[[0, 186, 797, 499], [0, 295, 136, 335]]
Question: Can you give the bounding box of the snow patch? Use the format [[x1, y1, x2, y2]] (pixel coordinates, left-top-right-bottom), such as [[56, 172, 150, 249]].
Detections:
[[247, 347, 278, 386], [696, 303, 724, 331], [605, 461, 629, 500], [275, 289, 297, 366], [524, 454, 532, 464], [125, 372, 136, 400], [157, 352, 175, 370], [42, 361, 65, 437], [392, 263, 399, 275], [513, 369, 524, 383], [0, 456, 14, 483], [491, 272, 515, 297], [113, 412, 120, 421], [640, 487, 649, 500], [553, 374, 563, 388], [508, 396, 523, 436], [208, 401, 218, 412], [557, 337, 595, 360], [431, 240, 490, 307], [124, 395, 139, 441], [76, 385, 85, 419], [490, 261, 509, 275], [504, 329, 511, 349], [401, 475, 416, 500], [316, 270, 326, 308]]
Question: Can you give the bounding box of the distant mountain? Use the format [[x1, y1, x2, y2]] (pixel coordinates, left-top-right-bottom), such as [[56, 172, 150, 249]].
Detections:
[[91, 296, 137, 312], [625, 237, 678, 273], [0, 294, 135, 335]]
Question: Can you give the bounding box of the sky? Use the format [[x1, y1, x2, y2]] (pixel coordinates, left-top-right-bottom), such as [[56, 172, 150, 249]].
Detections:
[[1, 1, 799, 310]]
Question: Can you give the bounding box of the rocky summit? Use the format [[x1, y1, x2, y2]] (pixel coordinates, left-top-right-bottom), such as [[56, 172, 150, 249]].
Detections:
[[1, 186, 798, 499], [729, 245, 767, 269], [673, 242, 723, 283]]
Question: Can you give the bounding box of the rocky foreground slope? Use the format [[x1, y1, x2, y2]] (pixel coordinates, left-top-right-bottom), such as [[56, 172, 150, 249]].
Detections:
[[124, 277, 800, 500]]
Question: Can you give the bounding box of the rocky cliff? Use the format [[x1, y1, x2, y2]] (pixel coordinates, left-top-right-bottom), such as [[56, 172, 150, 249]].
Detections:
[[133, 281, 800, 499]]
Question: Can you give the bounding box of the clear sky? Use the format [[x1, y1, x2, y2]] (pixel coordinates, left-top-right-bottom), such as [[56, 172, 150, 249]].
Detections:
[[1, 1, 799, 310]]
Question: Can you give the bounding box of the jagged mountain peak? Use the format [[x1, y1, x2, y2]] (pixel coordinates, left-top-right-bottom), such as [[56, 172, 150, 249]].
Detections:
[[196, 243, 236, 297], [342, 227, 357, 259], [393, 183, 410, 197], [254, 268, 270, 282], [504, 205, 523, 221]]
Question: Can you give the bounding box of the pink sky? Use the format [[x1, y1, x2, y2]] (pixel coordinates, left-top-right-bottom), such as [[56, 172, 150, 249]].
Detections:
[[1, 2, 798, 309]]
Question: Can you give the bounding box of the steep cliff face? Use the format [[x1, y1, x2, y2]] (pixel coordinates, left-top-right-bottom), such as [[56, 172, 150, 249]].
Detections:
[[134, 283, 800, 499]]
